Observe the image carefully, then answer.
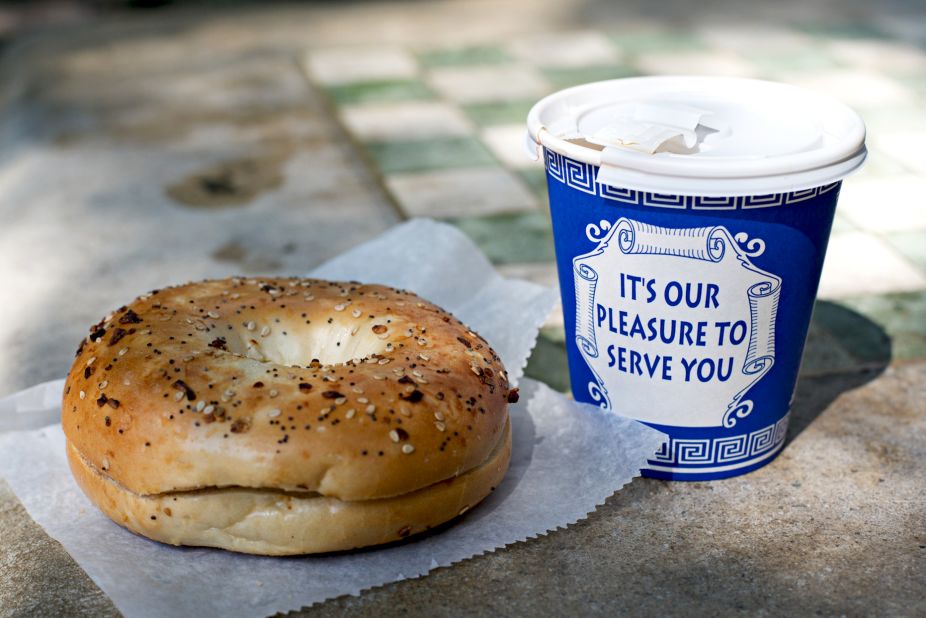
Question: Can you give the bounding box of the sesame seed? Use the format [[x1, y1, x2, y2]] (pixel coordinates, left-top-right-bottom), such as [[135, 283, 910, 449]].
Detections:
[[245, 321, 256, 331], [268, 408, 281, 418], [174, 392, 184, 401], [203, 405, 215, 414], [223, 389, 235, 398], [471, 365, 482, 375], [335, 397, 347, 405], [260, 326, 271, 337], [357, 397, 369, 404], [196, 401, 205, 412], [86, 357, 96, 366], [351, 308, 362, 318], [351, 386, 364, 394], [378, 358, 391, 365], [98, 381, 108, 389], [118, 347, 128, 356], [182, 355, 194, 362], [435, 421, 446, 432], [366, 404, 376, 414], [373, 374, 385, 380], [304, 295, 314, 301], [389, 429, 400, 442], [334, 302, 348, 312], [207, 311, 220, 319], [434, 411, 444, 421], [402, 444, 415, 454], [79, 390, 86, 400], [412, 370, 423, 378], [345, 408, 356, 419], [418, 353, 430, 361], [123, 378, 131, 386], [269, 389, 279, 398], [417, 338, 427, 346]]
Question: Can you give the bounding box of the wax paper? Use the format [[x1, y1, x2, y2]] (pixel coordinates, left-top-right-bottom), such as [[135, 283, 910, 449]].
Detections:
[[0, 219, 665, 617]]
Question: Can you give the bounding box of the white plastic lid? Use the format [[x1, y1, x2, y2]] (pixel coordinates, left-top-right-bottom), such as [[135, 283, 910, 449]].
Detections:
[[526, 76, 867, 196]]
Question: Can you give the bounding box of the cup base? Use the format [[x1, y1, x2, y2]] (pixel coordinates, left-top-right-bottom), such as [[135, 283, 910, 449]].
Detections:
[[641, 438, 786, 481]]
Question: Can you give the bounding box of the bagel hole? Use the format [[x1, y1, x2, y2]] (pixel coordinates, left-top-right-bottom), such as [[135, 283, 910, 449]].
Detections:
[[223, 322, 392, 367]]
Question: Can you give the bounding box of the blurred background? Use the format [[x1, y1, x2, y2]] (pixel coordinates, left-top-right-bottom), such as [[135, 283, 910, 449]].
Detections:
[[0, 0, 923, 396]]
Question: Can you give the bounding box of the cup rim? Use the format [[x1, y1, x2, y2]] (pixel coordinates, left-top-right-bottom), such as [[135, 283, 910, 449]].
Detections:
[[527, 76, 868, 197]]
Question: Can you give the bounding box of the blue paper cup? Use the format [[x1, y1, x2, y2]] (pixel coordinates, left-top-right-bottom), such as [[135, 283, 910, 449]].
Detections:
[[527, 77, 866, 480]]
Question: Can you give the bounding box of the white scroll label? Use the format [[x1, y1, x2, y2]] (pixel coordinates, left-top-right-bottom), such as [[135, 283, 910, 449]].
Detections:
[[573, 217, 781, 429]]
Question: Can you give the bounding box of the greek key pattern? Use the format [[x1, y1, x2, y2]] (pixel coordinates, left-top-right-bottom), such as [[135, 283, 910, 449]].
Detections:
[[544, 150, 839, 209], [650, 413, 789, 467]]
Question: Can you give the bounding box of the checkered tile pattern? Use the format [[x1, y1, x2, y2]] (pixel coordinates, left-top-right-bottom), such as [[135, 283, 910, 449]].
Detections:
[[301, 27, 926, 388]]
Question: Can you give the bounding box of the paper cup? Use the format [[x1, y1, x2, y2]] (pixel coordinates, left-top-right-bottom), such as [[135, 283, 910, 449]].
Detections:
[[526, 77, 866, 480]]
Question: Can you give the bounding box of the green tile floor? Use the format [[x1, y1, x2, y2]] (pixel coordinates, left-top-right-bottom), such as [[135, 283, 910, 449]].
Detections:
[[302, 26, 926, 391], [324, 79, 434, 106]]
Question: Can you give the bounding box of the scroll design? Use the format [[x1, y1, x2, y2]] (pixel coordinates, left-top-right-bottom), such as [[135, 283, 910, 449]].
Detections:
[[734, 232, 766, 257], [572, 216, 781, 426]]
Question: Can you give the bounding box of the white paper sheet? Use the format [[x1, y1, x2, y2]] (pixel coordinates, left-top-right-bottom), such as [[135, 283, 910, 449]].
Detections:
[[0, 219, 665, 617]]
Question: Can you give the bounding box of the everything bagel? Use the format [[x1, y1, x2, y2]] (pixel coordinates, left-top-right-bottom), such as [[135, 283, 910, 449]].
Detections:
[[62, 277, 516, 555]]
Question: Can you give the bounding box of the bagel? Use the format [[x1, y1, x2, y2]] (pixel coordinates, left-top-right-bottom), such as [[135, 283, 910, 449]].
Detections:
[[62, 277, 516, 555]]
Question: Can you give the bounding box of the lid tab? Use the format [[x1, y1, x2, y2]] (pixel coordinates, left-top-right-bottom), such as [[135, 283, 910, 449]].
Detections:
[[587, 102, 709, 154]]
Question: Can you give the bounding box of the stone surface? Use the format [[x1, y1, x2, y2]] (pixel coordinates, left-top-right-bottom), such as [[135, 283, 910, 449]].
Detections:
[[365, 135, 496, 174], [462, 99, 537, 127], [417, 45, 512, 68], [426, 65, 551, 104], [386, 167, 538, 218], [448, 211, 556, 265], [480, 124, 540, 169], [505, 31, 622, 68], [1, 1, 925, 616], [6, 366, 920, 618], [289, 365, 926, 618], [0, 480, 118, 617], [836, 176, 926, 231], [338, 101, 472, 141], [304, 47, 419, 86], [817, 232, 926, 299], [635, 50, 758, 77], [0, 50, 399, 397], [323, 79, 435, 106]]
